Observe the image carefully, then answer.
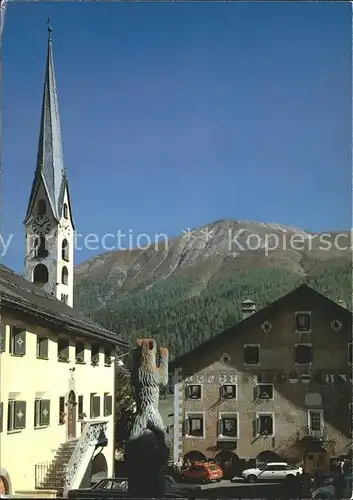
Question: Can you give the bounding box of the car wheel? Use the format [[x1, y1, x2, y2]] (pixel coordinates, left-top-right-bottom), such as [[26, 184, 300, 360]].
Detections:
[[286, 475, 295, 481], [248, 475, 257, 483], [216, 479, 221, 482]]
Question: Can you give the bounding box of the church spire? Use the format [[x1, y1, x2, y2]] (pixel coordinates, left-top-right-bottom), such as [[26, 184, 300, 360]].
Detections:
[[24, 23, 67, 223]]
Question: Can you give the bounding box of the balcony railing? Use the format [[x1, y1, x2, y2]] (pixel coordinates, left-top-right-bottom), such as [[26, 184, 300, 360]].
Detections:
[[300, 425, 327, 442]]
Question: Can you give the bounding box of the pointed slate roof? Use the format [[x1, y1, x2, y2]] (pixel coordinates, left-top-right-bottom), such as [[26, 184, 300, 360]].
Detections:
[[24, 27, 69, 223]]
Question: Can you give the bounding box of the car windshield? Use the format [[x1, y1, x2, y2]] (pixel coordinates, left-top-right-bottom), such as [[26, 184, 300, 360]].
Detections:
[[208, 466, 219, 471]]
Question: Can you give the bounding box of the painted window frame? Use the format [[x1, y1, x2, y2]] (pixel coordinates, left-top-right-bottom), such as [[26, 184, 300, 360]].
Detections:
[[307, 408, 324, 432], [36, 335, 49, 360], [256, 411, 275, 437], [34, 398, 51, 429], [218, 412, 239, 440], [254, 383, 274, 400], [244, 344, 260, 366], [220, 384, 237, 400], [185, 383, 203, 401], [185, 411, 206, 439], [294, 343, 313, 366], [295, 311, 312, 333], [7, 399, 26, 433]]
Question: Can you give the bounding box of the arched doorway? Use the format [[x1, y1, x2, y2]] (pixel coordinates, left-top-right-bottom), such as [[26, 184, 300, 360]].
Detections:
[[90, 453, 108, 486], [215, 451, 240, 479], [256, 451, 282, 467], [67, 391, 77, 440], [0, 476, 9, 495], [183, 451, 206, 465]]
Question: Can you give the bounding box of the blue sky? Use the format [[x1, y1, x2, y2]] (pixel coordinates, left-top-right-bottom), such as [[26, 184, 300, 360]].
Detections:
[[2, 2, 351, 272]]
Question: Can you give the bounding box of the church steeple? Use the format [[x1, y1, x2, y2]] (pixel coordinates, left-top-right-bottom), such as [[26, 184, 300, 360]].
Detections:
[[24, 23, 72, 224], [24, 24, 74, 308]]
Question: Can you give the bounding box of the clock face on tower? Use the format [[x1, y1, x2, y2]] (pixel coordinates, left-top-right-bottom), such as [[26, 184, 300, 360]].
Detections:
[[31, 215, 51, 235]]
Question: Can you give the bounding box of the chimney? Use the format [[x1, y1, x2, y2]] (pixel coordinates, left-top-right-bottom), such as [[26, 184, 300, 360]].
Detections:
[[241, 299, 256, 320], [337, 299, 347, 309]]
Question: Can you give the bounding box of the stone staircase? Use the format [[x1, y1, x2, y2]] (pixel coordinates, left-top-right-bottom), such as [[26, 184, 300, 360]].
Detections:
[[36, 439, 78, 496]]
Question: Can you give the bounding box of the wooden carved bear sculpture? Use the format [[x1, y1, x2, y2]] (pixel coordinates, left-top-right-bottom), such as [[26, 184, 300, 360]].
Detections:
[[125, 339, 169, 498]]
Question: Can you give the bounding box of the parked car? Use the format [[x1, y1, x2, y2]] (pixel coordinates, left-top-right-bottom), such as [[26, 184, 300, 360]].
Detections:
[[68, 475, 196, 498], [311, 474, 352, 499], [181, 461, 223, 484], [236, 462, 302, 483]]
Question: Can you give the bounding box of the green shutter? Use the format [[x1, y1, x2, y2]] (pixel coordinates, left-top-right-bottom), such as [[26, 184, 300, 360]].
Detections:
[[0, 402, 3, 432], [93, 396, 100, 417], [14, 401, 26, 429], [14, 328, 26, 355], [0, 325, 5, 353], [104, 395, 112, 416], [40, 400, 50, 426], [39, 338, 49, 359]]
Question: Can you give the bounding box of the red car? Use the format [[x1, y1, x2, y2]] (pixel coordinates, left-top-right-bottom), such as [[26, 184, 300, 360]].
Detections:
[[182, 461, 223, 484]]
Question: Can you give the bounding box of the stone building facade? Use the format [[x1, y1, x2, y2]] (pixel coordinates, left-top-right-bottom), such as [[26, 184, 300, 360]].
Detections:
[[170, 285, 352, 476]]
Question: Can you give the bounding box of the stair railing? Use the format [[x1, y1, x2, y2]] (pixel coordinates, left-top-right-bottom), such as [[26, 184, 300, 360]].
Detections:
[[63, 420, 108, 495]]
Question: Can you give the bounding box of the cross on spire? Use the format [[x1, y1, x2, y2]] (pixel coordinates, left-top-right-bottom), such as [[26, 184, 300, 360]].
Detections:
[[46, 17, 52, 40]]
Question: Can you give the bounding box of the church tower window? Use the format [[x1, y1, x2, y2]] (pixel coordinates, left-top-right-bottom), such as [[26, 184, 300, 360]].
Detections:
[[61, 266, 68, 285], [33, 264, 49, 284], [37, 199, 46, 215], [62, 239, 69, 261], [63, 203, 68, 219], [34, 237, 48, 258]]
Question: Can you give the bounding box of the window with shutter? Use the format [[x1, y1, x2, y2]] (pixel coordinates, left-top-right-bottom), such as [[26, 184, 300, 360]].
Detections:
[[75, 342, 85, 363], [104, 347, 112, 366], [40, 400, 50, 426], [256, 413, 274, 436], [14, 401, 26, 429], [90, 394, 100, 418], [10, 327, 26, 356], [58, 339, 70, 362], [0, 402, 3, 432], [0, 325, 5, 353], [36, 337, 49, 359], [91, 344, 100, 366], [78, 395, 84, 417], [104, 393, 112, 416], [7, 400, 15, 431]]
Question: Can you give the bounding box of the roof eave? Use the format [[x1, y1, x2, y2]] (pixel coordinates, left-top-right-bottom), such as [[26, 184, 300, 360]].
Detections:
[[1, 294, 129, 348]]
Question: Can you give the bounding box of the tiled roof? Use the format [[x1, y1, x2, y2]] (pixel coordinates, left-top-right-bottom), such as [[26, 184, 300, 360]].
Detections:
[[0, 265, 128, 347]]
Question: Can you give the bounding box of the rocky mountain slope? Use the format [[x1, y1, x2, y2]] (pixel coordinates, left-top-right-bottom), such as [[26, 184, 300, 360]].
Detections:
[[74, 219, 352, 357]]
